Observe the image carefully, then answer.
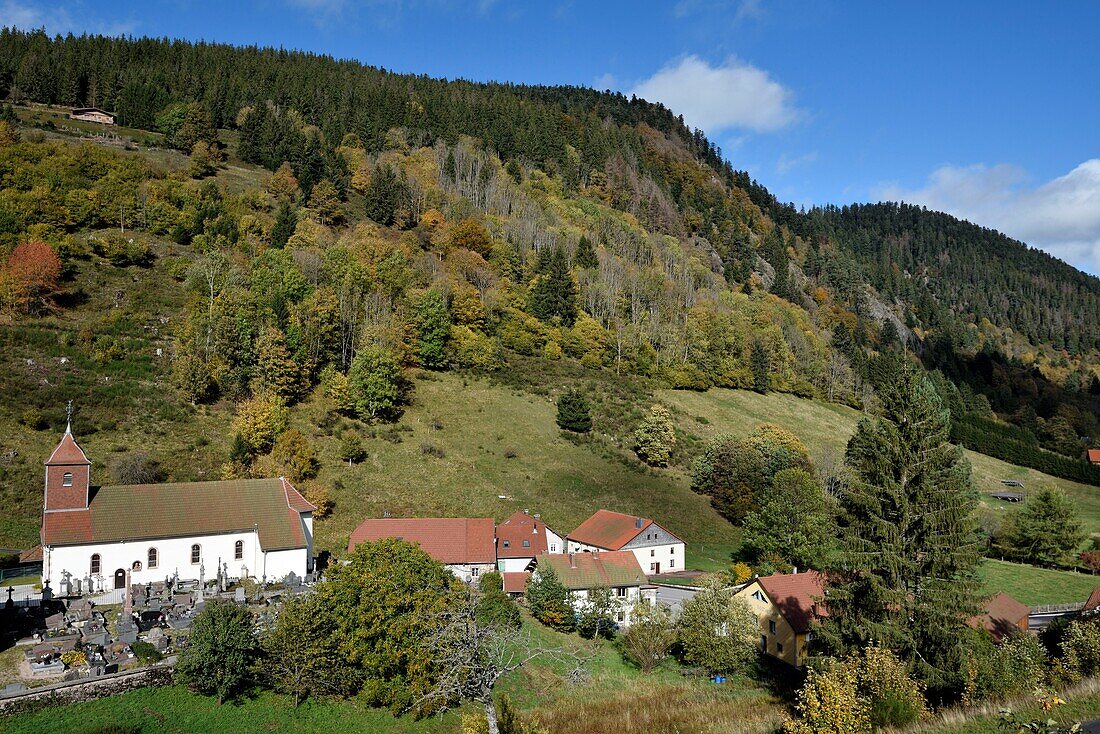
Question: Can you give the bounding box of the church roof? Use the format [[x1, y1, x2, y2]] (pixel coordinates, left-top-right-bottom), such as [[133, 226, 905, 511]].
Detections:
[[46, 430, 91, 466], [42, 477, 314, 551]]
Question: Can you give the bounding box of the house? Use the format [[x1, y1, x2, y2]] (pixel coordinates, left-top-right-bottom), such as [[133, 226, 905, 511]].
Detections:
[[535, 551, 657, 627], [496, 510, 564, 573], [969, 591, 1029, 640], [502, 571, 531, 597], [1083, 587, 1100, 613], [40, 423, 315, 593], [347, 517, 496, 583], [735, 571, 827, 668], [566, 509, 685, 575], [1088, 449, 1100, 466], [69, 108, 116, 125]]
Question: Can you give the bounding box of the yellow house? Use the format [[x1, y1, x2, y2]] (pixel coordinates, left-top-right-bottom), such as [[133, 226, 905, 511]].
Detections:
[[735, 571, 826, 668]]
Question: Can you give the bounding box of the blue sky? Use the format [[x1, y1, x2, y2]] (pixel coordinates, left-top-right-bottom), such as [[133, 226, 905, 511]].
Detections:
[[4, 0, 1100, 272]]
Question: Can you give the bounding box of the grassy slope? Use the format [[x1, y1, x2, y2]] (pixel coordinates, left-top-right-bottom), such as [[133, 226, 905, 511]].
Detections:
[[977, 559, 1099, 606], [659, 388, 1100, 540]]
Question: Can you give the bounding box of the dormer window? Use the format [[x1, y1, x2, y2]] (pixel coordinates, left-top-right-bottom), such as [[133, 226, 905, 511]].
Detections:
[[522, 539, 530, 548], [502, 540, 510, 548], [62, 472, 73, 487]]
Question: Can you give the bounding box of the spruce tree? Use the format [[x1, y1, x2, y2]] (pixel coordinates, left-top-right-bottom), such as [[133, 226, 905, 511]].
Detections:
[[750, 339, 770, 393], [271, 203, 297, 249], [416, 289, 451, 369], [529, 248, 578, 327], [556, 389, 591, 433], [574, 235, 598, 269], [818, 366, 982, 701]]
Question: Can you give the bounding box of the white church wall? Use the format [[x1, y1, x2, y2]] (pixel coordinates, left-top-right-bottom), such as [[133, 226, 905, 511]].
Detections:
[[44, 529, 277, 592]]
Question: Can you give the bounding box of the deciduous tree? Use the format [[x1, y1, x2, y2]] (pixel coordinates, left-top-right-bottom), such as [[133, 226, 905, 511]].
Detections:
[[176, 599, 256, 704]]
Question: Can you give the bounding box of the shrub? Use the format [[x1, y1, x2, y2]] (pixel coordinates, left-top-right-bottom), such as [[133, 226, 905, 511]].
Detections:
[[110, 451, 164, 485], [420, 442, 445, 458], [131, 640, 163, 664], [620, 601, 676, 672], [676, 581, 758, 674], [19, 408, 47, 430], [90, 233, 154, 267]]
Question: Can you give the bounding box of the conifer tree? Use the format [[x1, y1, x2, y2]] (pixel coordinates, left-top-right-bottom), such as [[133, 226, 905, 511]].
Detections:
[[271, 203, 297, 250], [818, 366, 982, 701], [751, 339, 770, 393], [574, 235, 598, 269], [416, 289, 451, 369], [555, 389, 591, 433], [529, 248, 578, 327], [526, 566, 574, 632]]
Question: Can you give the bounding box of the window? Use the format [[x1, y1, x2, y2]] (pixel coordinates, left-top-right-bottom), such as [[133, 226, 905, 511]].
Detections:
[[471, 567, 480, 577], [752, 590, 766, 603], [522, 539, 530, 548], [234, 540, 244, 560], [649, 562, 656, 571], [62, 472, 73, 487], [615, 587, 627, 597], [502, 540, 510, 548], [191, 544, 201, 564], [670, 546, 675, 554], [132, 561, 142, 572], [768, 620, 777, 635], [777, 643, 784, 653], [616, 611, 625, 623], [549, 543, 557, 552], [669, 558, 675, 568], [147, 548, 158, 569], [650, 549, 655, 557], [90, 554, 101, 574]]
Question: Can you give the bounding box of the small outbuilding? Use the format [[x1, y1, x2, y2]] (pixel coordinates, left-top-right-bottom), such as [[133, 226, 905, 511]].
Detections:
[[70, 108, 116, 125]]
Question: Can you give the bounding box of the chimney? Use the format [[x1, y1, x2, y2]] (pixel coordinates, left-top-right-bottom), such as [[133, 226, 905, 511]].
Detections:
[[635, 517, 643, 529], [523, 508, 530, 515], [792, 566, 798, 574], [533, 513, 540, 519]]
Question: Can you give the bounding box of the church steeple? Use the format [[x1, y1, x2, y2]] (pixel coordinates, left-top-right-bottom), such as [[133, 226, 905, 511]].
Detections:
[[44, 405, 92, 512]]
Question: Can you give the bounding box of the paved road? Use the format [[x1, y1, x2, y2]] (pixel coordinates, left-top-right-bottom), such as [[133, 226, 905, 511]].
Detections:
[[1084, 719, 1100, 733]]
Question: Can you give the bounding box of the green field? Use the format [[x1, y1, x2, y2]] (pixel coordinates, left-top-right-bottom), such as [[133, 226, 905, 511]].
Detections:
[[978, 559, 1098, 606]]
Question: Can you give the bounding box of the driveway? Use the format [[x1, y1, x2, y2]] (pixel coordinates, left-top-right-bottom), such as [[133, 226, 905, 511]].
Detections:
[[651, 583, 699, 613]]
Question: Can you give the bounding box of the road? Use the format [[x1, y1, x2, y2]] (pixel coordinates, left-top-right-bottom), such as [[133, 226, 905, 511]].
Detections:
[[651, 583, 699, 613]]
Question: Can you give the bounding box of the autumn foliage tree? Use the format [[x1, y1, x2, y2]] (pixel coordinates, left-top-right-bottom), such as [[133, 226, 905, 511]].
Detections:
[[2, 239, 61, 315]]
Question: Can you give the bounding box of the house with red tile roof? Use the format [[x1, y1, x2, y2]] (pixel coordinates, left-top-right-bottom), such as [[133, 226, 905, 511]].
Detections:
[[735, 571, 827, 667], [968, 592, 1029, 640], [348, 517, 497, 583], [40, 423, 315, 594], [566, 509, 685, 575], [495, 510, 565, 573], [1083, 587, 1100, 613], [1088, 448, 1100, 466], [535, 550, 657, 626]]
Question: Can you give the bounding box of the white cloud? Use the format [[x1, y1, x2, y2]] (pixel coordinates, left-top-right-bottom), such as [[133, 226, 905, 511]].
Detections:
[[630, 55, 799, 134], [0, 0, 135, 35], [777, 150, 817, 175], [875, 160, 1100, 274]]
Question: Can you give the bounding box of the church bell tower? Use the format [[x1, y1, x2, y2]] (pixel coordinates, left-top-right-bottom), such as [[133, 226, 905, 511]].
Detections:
[[44, 403, 91, 512]]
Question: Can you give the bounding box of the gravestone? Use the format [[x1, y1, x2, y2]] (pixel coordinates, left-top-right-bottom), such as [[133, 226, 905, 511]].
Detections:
[[234, 586, 246, 603]]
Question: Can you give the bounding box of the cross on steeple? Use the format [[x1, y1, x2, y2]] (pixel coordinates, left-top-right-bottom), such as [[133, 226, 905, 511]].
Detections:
[[65, 401, 73, 434]]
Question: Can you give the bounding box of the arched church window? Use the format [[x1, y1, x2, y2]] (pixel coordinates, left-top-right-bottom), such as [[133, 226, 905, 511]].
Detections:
[[191, 544, 201, 564], [90, 553, 100, 574], [235, 540, 244, 560], [63, 472, 73, 487], [148, 547, 158, 569]]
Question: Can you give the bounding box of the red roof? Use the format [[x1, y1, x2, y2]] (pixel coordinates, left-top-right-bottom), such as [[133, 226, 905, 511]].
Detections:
[[568, 509, 660, 550], [757, 572, 828, 633], [502, 572, 530, 594], [46, 431, 91, 466], [347, 517, 496, 564], [538, 551, 647, 589], [496, 510, 559, 558], [19, 544, 43, 562], [41, 478, 313, 551], [1088, 449, 1100, 464], [969, 591, 1029, 640], [1084, 588, 1100, 612]]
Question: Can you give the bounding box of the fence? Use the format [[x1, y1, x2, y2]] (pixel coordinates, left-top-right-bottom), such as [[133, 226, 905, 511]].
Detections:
[[0, 564, 41, 583]]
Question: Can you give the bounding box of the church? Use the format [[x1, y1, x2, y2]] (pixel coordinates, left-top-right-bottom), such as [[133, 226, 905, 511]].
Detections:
[[37, 420, 316, 594]]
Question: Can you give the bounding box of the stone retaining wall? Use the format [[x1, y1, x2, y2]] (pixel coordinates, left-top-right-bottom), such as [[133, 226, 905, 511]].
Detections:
[[0, 665, 174, 717]]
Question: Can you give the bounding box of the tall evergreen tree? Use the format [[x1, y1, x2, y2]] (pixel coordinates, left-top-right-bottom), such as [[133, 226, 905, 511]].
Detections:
[[818, 366, 982, 701], [555, 389, 591, 433], [529, 248, 578, 327], [574, 235, 598, 269], [416, 289, 451, 369], [750, 339, 770, 393], [271, 203, 297, 250]]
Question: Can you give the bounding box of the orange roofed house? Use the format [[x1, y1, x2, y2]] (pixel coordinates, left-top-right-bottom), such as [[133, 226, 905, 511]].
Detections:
[[496, 510, 565, 573], [1088, 449, 1100, 466], [969, 591, 1030, 640], [566, 509, 685, 575], [348, 517, 497, 583], [39, 422, 315, 594], [535, 550, 657, 626], [735, 571, 828, 668]]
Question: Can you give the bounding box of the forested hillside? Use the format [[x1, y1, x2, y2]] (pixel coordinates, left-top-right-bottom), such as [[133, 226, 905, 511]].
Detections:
[[0, 28, 1098, 487]]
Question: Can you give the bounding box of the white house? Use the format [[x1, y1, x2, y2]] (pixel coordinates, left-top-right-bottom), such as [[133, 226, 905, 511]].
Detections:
[[69, 108, 116, 125], [38, 424, 315, 593], [495, 509, 564, 573], [534, 550, 656, 627], [566, 509, 685, 575], [347, 517, 497, 583]]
